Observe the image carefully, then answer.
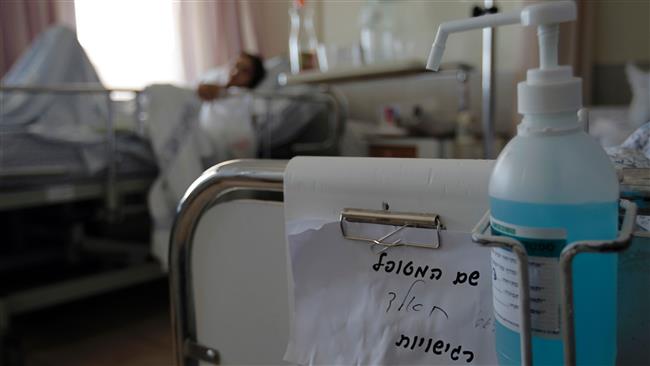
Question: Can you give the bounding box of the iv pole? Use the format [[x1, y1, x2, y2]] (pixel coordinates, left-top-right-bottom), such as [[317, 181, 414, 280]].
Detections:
[[480, 0, 496, 159]]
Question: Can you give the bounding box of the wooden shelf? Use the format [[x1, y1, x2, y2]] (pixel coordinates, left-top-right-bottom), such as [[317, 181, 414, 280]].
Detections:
[[279, 60, 427, 85]]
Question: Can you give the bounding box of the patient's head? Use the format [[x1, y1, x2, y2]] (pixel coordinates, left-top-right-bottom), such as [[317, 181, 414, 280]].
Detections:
[[227, 53, 266, 89]]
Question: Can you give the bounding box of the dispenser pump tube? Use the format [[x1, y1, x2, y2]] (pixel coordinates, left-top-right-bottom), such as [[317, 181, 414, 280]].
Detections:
[[538, 24, 559, 69]]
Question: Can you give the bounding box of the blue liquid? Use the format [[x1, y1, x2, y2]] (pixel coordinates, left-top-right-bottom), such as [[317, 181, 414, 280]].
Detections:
[[490, 198, 618, 366]]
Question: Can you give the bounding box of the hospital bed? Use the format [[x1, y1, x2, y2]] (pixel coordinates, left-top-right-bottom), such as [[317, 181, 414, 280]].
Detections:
[[169, 158, 649, 366], [0, 82, 346, 364]]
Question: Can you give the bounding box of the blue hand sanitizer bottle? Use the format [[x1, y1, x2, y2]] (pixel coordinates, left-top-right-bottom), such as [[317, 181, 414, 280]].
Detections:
[[427, 2, 619, 364]]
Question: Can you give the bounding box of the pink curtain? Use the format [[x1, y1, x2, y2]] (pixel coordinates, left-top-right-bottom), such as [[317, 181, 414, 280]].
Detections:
[[175, 0, 263, 83], [1, 0, 75, 77]]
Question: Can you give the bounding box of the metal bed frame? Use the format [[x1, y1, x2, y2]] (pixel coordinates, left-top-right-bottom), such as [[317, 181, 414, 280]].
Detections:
[[0, 84, 149, 214], [0, 84, 344, 211], [0, 83, 345, 216], [170, 159, 645, 366], [230, 87, 345, 158], [170, 160, 286, 365]]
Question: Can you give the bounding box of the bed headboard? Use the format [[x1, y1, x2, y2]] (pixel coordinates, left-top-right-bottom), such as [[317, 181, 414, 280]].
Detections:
[[592, 62, 650, 106]]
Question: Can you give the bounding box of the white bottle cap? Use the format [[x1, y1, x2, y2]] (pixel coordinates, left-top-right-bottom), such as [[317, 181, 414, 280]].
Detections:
[[518, 66, 582, 114], [518, 22, 582, 115]]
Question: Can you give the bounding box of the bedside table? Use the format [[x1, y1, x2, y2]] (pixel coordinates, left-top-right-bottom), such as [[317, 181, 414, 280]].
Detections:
[[367, 137, 455, 158]]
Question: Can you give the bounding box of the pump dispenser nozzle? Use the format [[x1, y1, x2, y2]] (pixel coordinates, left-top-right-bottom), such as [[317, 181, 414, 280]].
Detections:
[[427, 1, 580, 115], [427, 1, 576, 71], [426, 11, 520, 71]]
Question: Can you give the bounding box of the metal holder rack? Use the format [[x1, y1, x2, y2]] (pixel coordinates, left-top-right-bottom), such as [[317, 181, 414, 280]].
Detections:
[[472, 200, 637, 366]]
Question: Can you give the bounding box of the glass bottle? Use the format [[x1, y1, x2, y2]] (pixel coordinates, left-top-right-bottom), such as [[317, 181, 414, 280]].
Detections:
[[289, 0, 319, 74], [359, 0, 395, 64]]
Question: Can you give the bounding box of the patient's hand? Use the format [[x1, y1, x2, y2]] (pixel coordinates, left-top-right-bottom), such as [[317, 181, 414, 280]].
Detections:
[[197, 83, 222, 101]]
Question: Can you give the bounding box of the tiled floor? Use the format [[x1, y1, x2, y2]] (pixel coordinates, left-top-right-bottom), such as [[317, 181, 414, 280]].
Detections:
[[15, 279, 173, 366]]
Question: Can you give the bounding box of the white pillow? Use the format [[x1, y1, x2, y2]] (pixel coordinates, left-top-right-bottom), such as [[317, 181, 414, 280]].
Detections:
[[256, 56, 290, 91], [198, 65, 230, 85], [626, 63, 650, 126]]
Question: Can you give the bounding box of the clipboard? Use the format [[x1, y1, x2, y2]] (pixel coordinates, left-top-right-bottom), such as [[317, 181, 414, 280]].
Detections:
[[340, 208, 445, 250]]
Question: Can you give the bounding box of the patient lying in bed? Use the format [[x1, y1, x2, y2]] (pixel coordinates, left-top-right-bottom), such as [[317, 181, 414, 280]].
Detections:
[[148, 56, 330, 267], [196, 52, 266, 101]]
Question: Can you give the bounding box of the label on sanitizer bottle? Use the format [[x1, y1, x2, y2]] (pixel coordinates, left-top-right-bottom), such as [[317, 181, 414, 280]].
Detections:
[[490, 217, 566, 339]]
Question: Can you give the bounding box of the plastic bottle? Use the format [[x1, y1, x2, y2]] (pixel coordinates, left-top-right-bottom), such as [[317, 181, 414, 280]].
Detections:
[[426, 2, 619, 364], [288, 0, 319, 74], [489, 115, 618, 365]]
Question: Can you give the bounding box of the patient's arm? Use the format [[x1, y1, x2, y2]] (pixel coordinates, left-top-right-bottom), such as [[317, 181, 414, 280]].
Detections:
[[197, 83, 223, 101]]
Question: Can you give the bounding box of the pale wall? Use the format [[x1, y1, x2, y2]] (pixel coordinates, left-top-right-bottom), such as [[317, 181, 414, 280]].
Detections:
[[254, 1, 650, 132], [255, 0, 324, 59], [594, 1, 650, 64], [256, 0, 291, 58], [259, 1, 650, 66], [320, 0, 524, 70], [318, 0, 526, 132]]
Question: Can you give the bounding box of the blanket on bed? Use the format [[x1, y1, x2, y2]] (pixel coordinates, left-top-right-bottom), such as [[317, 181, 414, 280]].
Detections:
[[1, 26, 106, 136], [1, 25, 154, 175], [146, 85, 257, 268]]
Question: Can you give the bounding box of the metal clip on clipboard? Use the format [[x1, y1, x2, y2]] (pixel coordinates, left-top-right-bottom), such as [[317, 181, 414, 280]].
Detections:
[[471, 199, 637, 366], [340, 208, 445, 251]]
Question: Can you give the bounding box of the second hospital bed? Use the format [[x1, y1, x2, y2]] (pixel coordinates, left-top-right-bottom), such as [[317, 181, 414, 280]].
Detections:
[[169, 158, 649, 366]]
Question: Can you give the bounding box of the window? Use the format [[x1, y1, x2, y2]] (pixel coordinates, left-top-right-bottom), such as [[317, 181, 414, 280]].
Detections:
[[74, 0, 184, 89]]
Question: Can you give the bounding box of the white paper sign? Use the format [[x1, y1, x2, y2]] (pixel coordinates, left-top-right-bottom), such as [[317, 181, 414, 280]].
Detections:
[[285, 221, 497, 365]]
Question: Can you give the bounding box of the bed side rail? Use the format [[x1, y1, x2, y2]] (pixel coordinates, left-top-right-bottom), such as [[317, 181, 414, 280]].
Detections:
[[227, 87, 345, 156], [169, 159, 286, 366]]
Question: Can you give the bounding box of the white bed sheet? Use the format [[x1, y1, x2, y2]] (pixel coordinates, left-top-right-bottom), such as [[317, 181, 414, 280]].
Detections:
[[588, 106, 636, 147]]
